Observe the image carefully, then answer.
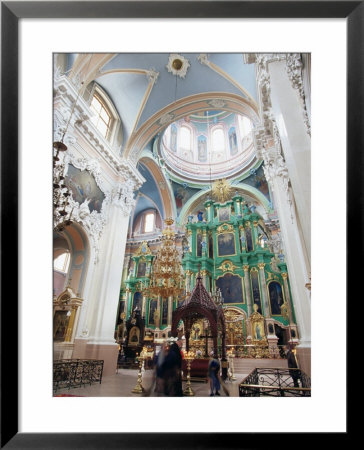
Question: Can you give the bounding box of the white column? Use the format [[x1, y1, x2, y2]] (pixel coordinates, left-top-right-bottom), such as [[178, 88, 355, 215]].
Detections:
[[258, 142, 311, 349], [86, 203, 131, 344], [243, 265, 252, 317], [261, 55, 311, 268], [76, 178, 140, 375]]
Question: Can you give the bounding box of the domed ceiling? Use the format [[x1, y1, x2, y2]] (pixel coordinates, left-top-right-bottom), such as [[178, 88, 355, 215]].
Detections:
[[159, 109, 256, 182]]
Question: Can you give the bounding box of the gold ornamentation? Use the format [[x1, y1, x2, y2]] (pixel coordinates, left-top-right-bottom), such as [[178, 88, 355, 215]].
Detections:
[[134, 240, 152, 256], [280, 302, 289, 321], [131, 354, 145, 394], [183, 350, 195, 396], [250, 303, 266, 342], [217, 223, 234, 234], [218, 260, 238, 273], [281, 273, 288, 280], [212, 178, 232, 203], [257, 263, 265, 270], [243, 265, 250, 272], [141, 218, 184, 299]]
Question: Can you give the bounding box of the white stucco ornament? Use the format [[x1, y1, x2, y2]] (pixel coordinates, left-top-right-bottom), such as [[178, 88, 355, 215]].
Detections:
[[166, 54, 190, 78]]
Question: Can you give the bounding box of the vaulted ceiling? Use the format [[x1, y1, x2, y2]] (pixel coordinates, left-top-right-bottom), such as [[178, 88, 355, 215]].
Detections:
[[66, 53, 258, 154]]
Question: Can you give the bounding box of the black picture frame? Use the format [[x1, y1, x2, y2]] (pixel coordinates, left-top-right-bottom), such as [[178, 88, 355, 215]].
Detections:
[[1, 1, 359, 448]]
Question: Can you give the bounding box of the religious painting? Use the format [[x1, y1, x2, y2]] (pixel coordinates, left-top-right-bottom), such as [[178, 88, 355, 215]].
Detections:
[[65, 164, 105, 213], [196, 232, 202, 257], [218, 207, 230, 222], [216, 273, 244, 304], [250, 270, 262, 314], [132, 291, 143, 312], [228, 127, 238, 155], [217, 232, 236, 257], [268, 281, 285, 315], [148, 299, 158, 325], [136, 261, 146, 277], [197, 135, 207, 162], [245, 227, 253, 252], [243, 165, 271, 201], [172, 181, 199, 215], [162, 298, 168, 326], [129, 326, 140, 346], [53, 310, 70, 342]]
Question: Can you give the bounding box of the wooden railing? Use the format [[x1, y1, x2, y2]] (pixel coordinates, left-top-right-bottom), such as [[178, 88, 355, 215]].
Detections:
[[53, 359, 104, 393]]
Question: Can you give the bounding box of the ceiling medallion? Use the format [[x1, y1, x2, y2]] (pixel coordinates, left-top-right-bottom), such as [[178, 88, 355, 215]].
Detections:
[[166, 54, 190, 78]]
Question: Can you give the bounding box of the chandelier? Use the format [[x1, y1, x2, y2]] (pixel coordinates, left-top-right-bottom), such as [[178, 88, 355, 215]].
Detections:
[[53, 141, 73, 232], [142, 218, 184, 299]]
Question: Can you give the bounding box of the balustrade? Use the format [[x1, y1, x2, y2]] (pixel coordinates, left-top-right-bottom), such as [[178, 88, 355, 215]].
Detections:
[[53, 359, 104, 393], [239, 367, 311, 397]]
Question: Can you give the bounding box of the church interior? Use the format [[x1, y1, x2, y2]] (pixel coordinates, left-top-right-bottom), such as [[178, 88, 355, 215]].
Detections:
[[53, 52, 311, 397]]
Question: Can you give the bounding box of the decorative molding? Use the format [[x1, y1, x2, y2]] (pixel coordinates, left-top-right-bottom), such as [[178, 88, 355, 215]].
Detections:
[[110, 179, 137, 216], [146, 68, 159, 85], [166, 54, 190, 78], [286, 54, 311, 136], [197, 53, 210, 67], [159, 112, 175, 126], [207, 99, 226, 109], [218, 260, 239, 273]]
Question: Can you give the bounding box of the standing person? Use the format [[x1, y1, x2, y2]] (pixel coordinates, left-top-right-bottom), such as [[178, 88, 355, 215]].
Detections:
[[207, 352, 221, 396], [287, 344, 300, 388], [154, 343, 169, 395], [160, 340, 183, 396]]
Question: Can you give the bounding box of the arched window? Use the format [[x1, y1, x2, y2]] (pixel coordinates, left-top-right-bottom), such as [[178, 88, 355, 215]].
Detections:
[[238, 115, 252, 138], [212, 128, 225, 152], [90, 93, 112, 138], [54, 251, 70, 273], [180, 125, 191, 150], [144, 212, 155, 233]]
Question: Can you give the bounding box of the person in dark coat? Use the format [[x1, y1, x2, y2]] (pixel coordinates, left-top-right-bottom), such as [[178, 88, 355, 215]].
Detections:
[[160, 341, 183, 396], [287, 344, 300, 387], [207, 352, 221, 396]]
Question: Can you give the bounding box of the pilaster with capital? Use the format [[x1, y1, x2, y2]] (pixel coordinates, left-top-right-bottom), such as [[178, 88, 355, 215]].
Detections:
[[74, 165, 143, 375], [253, 132, 311, 348]]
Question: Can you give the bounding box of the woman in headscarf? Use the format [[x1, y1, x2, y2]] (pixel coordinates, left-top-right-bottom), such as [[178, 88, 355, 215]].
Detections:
[[160, 341, 183, 396]]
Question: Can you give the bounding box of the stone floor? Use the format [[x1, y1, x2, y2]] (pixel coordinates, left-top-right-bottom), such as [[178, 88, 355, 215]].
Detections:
[[54, 368, 247, 397]]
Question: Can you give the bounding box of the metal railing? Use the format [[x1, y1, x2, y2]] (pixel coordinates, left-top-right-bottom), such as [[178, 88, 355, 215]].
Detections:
[[239, 367, 311, 397], [53, 359, 104, 393]]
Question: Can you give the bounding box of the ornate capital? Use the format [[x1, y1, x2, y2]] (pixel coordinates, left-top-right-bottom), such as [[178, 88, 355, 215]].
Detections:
[[243, 265, 250, 272], [146, 68, 159, 85], [286, 53, 311, 136], [110, 179, 136, 216], [197, 53, 210, 67], [257, 263, 266, 270], [281, 272, 288, 280]]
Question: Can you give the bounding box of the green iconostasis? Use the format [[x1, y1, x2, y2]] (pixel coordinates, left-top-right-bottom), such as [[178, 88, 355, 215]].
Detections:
[[118, 193, 298, 347]]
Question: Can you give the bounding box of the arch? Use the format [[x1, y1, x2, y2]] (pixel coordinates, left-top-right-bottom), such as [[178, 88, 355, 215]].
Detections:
[[177, 184, 271, 226], [138, 154, 174, 219], [54, 221, 90, 297], [125, 92, 260, 162]]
